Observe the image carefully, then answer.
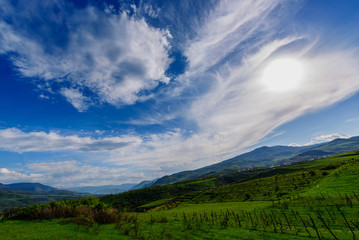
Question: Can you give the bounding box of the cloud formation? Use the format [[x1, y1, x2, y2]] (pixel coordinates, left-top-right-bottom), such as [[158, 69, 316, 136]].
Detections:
[[1, 0, 359, 187], [188, 39, 359, 155], [0, 0, 172, 110], [0, 161, 145, 187], [184, 0, 292, 75], [105, 1, 359, 176], [0, 128, 141, 153], [60, 88, 91, 112], [306, 133, 349, 146], [0, 168, 20, 175]]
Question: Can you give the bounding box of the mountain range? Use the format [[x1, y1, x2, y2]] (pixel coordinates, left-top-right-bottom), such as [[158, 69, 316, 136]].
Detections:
[[152, 136, 359, 185], [0, 182, 71, 194], [0, 182, 87, 213], [2, 136, 359, 204], [65, 180, 158, 195]]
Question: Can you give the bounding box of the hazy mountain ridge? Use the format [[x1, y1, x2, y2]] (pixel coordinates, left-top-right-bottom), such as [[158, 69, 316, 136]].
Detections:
[[0, 182, 80, 194], [64, 180, 158, 195], [153, 136, 359, 185], [65, 184, 137, 195], [0, 182, 88, 213]]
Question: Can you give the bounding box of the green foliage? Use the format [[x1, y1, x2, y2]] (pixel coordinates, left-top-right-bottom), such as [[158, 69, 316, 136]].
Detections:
[[99, 177, 224, 211], [2, 197, 119, 224], [0, 189, 84, 213]]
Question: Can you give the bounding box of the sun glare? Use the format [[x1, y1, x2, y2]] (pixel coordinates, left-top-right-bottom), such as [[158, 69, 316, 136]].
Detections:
[[262, 58, 304, 92]]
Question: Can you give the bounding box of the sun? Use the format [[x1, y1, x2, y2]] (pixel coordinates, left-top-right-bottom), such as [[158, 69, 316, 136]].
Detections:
[[262, 58, 304, 92]]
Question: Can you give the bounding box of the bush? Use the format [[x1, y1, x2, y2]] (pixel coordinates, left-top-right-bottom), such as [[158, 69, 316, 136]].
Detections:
[[3, 199, 119, 225]]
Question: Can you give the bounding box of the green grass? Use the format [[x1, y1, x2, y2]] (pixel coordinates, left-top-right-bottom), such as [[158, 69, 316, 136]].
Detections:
[[138, 198, 174, 208], [117, 220, 312, 240], [151, 201, 272, 218], [303, 160, 359, 196], [0, 218, 314, 240], [0, 220, 131, 240]]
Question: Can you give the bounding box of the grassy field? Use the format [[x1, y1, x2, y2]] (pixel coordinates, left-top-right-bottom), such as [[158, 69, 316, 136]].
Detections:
[[2, 151, 359, 239], [0, 218, 313, 240], [0, 219, 131, 240]]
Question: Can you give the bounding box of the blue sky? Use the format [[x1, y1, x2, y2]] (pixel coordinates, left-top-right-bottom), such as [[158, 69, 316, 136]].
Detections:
[[1, 0, 359, 187]]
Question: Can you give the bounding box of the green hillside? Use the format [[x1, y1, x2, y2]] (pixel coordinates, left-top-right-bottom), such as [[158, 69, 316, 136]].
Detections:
[[153, 136, 359, 185], [2, 150, 359, 239], [0, 183, 88, 213]]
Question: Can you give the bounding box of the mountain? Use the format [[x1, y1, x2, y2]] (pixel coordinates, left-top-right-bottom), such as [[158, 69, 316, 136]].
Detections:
[[130, 180, 158, 190], [4, 183, 58, 193], [314, 136, 359, 153], [154, 145, 310, 185], [64, 180, 160, 195], [0, 182, 81, 195], [154, 136, 359, 185], [0, 182, 87, 213], [65, 184, 137, 195], [97, 150, 359, 212]]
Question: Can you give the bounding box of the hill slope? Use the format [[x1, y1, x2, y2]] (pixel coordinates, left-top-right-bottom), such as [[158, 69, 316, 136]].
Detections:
[[0, 182, 87, 212], [65, 184, 137, 195], [154, 136, 359, 185]]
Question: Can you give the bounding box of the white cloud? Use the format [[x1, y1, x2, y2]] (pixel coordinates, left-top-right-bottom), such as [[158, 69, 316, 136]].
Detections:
[[106, 1, 359, 176], [184, 40, 359, 160], [306, 133, 349, 146], [0, 168, 22, 177], [144, 4, 161, 18], [0, 168, 11, 174], [0, 161, 145, 188], [60, 88, 91, 112], [26, 161, 145, 187], [184, 0, 291, 75], [0, 128, 141, 153], [38, 94, 50, 99], [0, 0, 172, 110]]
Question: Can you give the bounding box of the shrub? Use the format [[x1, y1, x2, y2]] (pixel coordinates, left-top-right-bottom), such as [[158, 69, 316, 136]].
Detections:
[[3, 199, 119, 225]]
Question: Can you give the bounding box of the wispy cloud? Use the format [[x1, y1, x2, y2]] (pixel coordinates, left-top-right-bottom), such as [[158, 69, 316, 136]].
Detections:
[[0, 161, 145, 187], [106, 1, 359, 176], [184, 0, 296, 75], [0, 128, 141, 153], [0, 0, 172, 110], [187, 39, 359, 155], [60, 88, 91, 112]]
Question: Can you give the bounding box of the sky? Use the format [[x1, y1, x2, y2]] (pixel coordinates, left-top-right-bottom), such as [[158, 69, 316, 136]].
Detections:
[[1, 0, 359, 188]]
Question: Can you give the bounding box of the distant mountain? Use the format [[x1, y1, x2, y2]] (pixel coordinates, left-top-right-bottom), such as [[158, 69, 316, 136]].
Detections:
[[0, 182, 79, 195], [5, 183, 57, 193], [130, 180, 158, 190], [314, 136, 359, 153], [65, 184, 137, 195], [154, 145, 310, 185], [154, 136, 359, 185], [0, 182, 87, 212], [63, 180, 160, 195]]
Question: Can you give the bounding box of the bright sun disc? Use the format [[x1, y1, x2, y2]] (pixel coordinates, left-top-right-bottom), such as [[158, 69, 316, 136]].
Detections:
[[262, 58, 304, 92]]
